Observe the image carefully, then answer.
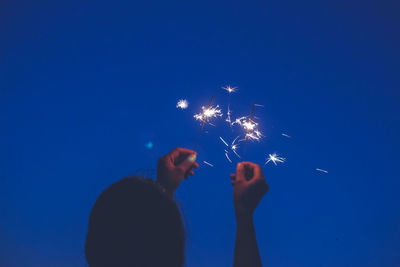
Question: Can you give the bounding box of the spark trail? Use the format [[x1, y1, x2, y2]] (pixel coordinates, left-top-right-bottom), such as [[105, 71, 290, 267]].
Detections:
[[203, 161, 214, 167], [316, 168, 328, 173]]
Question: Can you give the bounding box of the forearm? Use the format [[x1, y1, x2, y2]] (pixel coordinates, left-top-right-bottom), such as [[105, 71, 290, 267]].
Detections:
[[234, 215, 262, 267]]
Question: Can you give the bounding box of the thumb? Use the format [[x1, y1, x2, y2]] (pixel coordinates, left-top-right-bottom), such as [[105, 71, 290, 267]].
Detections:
[[177, 153, 197, 174]]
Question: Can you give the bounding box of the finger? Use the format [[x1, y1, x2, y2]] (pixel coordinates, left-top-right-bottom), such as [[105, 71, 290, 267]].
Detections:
[[250, 164, 264, 180], [230, 174, 236, 180], [192, 162, 199, 169], [169, 147, 196, 161], [248, 164, 266, 186], [176, 152, 197, 175], [184, 169, 195, 180], [230, 181, 236, 186], [235, 162, 246, 181]]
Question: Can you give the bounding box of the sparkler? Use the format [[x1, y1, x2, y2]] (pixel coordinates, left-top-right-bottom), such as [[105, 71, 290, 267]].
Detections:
[[231, 103, 264, 142], [265, 153, 285, 166], [194, 96, 222, 131], [176, 99, 189, 109], [203, 160, 214, 167], [282, 133, 291, 138], [316, 168, 328, 174]]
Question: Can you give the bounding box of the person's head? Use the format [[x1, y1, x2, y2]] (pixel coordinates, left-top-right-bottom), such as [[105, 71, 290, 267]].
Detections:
[[85, 177, 185, 267]]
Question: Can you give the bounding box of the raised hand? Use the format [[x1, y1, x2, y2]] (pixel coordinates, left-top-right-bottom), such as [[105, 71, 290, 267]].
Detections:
[[157, 147, 198, 196], [230, 162, 269, 218]]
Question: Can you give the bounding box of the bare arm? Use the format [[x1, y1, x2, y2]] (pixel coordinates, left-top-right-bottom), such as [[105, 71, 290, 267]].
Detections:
[[230, 162, 269, 267]]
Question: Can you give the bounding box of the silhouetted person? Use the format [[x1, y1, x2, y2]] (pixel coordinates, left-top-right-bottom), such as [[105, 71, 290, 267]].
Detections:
[[85, 147, 268, 267]]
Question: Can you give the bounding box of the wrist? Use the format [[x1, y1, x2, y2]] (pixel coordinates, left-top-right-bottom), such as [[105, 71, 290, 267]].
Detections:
[[235, 209, 253, 226], [156, 178, 175, 198]]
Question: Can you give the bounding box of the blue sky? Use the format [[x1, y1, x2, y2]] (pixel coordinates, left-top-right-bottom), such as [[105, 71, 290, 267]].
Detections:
[[1, 1, 400, 266]]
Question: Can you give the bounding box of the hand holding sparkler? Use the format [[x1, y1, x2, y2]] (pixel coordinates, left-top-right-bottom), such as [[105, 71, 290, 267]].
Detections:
[[231, 162, 267, 267], [157, 147, 199, 197], [230, 162, 269, 218]]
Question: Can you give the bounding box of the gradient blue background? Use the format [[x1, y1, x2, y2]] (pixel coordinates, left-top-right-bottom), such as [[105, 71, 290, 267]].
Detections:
[[1, 1, 400, 266]]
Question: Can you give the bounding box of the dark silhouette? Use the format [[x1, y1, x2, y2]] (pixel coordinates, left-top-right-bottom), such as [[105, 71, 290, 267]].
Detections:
[[85, 147, 268, 267], [85, 177, 186, 267]]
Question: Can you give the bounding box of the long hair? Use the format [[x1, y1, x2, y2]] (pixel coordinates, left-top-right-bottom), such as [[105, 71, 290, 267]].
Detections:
[[85, 177, 185, 267]]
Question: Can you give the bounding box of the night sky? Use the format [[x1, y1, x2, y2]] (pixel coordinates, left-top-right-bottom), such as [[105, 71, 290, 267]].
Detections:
[[1, 1, 400, 266]]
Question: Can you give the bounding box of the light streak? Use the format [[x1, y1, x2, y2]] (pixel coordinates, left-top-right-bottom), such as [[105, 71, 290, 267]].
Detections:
[[254, 104, 264, 107], [282, 133, 291, 138], [265, 153, 285, 166], [176, 99, 189, 109], [203, 160, 214, 167], [316, 168, 328, 173], [219, 136, 229, 147], [222, 85, 237, 93], [224, 150, 232, 163], [194, 96, 222, 131]]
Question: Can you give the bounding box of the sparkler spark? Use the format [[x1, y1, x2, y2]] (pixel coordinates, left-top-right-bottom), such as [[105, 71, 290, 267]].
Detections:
[[245, 130, 263, 141], [203, 160, 214, 167], [233, 116, 263, 142], [194, 105, 222, 123], [232, 116, 257, 130], [222, 85, 237, 93], [220, 136, 241, 162], [231, 136, 241, 158], [176, 99, 189, 109], [282, 133, 291, 138], [316, 168, 328, 174], [265, 153, 285, 166], [194, 96, 222, 130]]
